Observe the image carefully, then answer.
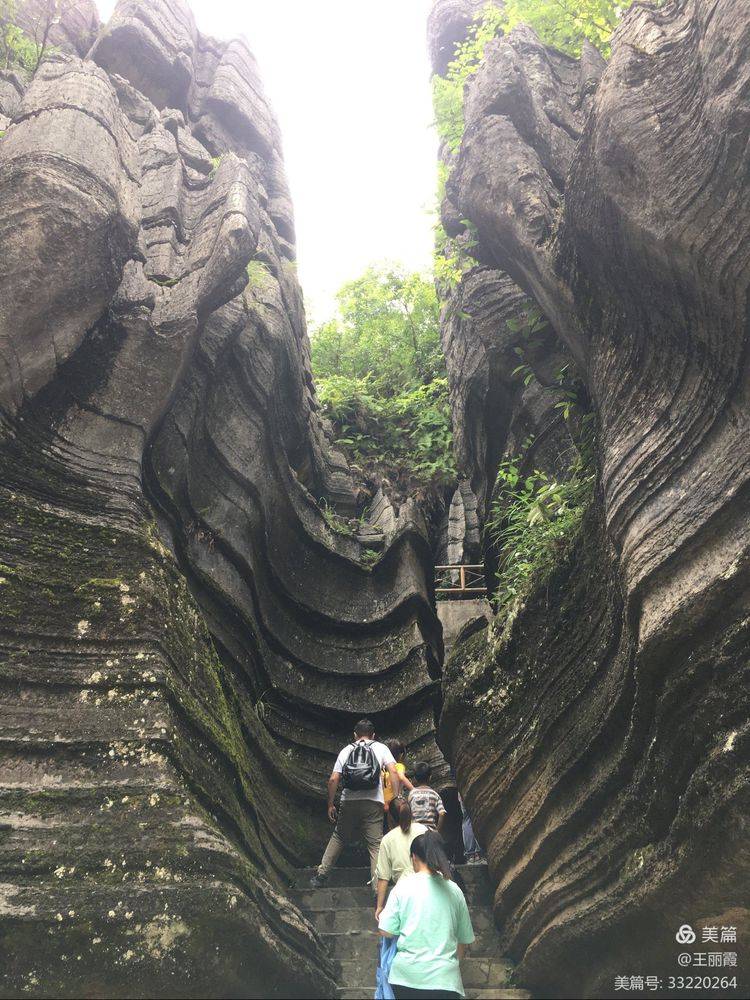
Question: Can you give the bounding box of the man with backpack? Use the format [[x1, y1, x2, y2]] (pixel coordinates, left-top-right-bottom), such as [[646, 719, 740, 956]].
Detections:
[[310, 719, 400, 889]]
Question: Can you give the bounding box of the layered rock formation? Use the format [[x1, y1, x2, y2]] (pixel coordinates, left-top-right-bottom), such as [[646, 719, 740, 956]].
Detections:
[[0, 2, 443, 995], [432, 0, 750, 996]]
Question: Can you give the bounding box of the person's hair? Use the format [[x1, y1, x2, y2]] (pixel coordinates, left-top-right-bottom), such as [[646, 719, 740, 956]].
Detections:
[[354, 718, 375, 737], [410, 831, 453, 880], [385, 738, 405, 761], [414, 761, 431, 783], [389, 797, 412, 834]]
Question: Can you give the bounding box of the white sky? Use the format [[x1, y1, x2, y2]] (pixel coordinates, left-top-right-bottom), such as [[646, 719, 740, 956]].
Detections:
[[97, 0, 439, 325]]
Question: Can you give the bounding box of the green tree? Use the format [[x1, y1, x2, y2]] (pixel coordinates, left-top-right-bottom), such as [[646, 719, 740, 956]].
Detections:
[[312, 266, 444, 390], [0, 0, 83, 75], [432, 0, 635, 158], [0, 0, 35, 70], [501, 0, 635, 57], [311, 266, 455, 492]]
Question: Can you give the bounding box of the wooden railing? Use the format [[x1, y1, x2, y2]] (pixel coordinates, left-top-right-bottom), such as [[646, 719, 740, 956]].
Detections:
[[434, 564, 487, 596]]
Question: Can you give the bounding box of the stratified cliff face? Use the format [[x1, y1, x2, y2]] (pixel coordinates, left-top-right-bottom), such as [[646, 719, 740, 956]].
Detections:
[[432, 0, 750, 996], [0, 2, 442, 996]]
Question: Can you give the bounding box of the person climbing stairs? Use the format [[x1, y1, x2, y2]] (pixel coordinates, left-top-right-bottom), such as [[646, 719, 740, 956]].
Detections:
[[292, 864, 532, 1000]]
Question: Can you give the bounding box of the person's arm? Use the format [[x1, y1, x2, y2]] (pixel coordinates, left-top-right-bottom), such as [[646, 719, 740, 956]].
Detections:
[[374, 837, 392, 920], [399, 774, 414, 793], [375, 878, 389, 921], [385, 761, 400, 799], [436, 793, 447, 833], [455, 889, 475, 958], [378, 884, 402, 939], [327, 771, 341, 823]]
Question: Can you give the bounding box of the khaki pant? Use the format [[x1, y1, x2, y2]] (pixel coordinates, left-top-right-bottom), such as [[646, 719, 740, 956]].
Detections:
[[318, 797, 383, 884]]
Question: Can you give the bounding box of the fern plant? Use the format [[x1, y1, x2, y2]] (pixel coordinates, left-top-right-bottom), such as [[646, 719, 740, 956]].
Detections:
[[486, 459, 594, 621], [246, 258, 271, 289]]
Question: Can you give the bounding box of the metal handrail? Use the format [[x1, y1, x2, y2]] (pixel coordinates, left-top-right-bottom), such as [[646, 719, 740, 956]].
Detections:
[[435, 563, 487, 595]]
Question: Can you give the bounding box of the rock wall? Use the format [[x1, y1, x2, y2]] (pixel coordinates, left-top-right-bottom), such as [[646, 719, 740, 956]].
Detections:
[[432, 0, 750, 996], [0, 2, 444, 996]]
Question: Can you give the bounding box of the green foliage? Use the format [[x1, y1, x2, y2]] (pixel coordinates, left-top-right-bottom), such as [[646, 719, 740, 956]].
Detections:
[[486, 457, 594, 622], [311, 266, 455, 491], [486, 309, 596, 622], [312, 266, 444, 385], [246, 258, 271, 288], [501, 0, 635, 57], [360, 547, 380, 568], [431, 0, 635, 164], [318, 499, 356, 538], [509, 304, 549, 385], [434, 217, 479, 291], [0, 0, 37, 71], [209, 155, 221, 177], [431, 3, 506, 155]]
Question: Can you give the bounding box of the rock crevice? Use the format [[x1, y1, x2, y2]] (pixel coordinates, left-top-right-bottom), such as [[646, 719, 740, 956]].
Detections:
[[431, 0, 749, 995], [0, 2, 444, 996]]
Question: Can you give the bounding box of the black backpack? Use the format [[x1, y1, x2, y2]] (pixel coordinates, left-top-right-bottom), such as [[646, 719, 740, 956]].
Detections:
[[341, 740, 380, 790]]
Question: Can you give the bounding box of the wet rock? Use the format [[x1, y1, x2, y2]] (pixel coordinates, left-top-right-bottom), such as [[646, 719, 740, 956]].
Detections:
[[14, 0, 100, 58], [0, 57, 140, 413], [427, 0, 500, 76], [0, 2, 444, 996], [437, 0, 750, 995]]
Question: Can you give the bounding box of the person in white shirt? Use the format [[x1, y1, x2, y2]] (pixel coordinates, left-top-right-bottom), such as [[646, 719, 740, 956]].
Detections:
[[310, 719, 400, 888]]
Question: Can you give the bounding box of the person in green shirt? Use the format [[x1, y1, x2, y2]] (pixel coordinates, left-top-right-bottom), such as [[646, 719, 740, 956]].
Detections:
[[378, 831, 475, 999]]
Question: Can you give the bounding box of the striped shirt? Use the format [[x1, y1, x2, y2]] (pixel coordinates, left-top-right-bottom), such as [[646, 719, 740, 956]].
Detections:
[[408, 786, 446, 830]]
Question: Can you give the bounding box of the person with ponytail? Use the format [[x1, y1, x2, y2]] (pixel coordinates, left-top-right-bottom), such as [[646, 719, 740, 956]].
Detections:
[[378, 831, 474, 999], [375, 799, 427, 919]]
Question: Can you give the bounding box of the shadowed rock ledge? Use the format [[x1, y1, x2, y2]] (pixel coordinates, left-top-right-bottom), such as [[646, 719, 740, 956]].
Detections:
[[431, 0, 750, 996], [0, 1, 443, 995]]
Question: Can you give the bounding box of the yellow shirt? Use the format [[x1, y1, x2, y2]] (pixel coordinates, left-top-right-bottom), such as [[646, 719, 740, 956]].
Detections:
[[383, 762, 406, 806]]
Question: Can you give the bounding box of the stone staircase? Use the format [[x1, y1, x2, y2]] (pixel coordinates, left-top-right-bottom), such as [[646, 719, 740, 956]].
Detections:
[[292, 865, 532, 1000]]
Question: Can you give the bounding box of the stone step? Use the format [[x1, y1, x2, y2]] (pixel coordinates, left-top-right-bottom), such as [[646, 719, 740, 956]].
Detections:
[[323, 926, 501, 964], [336, 955, 514, 990], [293, 882, 490, 910], [466, 991, 532, 999], [297, 866, 373, 888], [463, 957, 516, 989], [296, 864, 490, 889], [293, 867, 519, 997], [311, 904, 495, 936], [324, 929, 380, 962], [292, 886, 377, 910], [336, 956, 379, 982], [312, 906, 378, 934], [338, 987, 530, 1000]]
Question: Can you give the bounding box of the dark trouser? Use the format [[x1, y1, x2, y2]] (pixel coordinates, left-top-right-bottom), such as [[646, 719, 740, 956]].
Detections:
[[317, 797, 383, 884], [391, 987, 462, 999]]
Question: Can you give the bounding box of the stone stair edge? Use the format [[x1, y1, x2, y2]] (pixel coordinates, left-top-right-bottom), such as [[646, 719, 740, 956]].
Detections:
[[293, 865, 526, 999]]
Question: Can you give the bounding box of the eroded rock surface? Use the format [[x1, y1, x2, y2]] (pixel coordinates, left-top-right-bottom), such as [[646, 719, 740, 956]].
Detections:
[[0, 2, 443, 996], [434, 1, 750, 996]]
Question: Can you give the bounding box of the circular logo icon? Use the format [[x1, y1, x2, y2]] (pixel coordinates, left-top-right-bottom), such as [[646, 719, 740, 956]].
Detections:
[[676, 924, 696, 944]]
